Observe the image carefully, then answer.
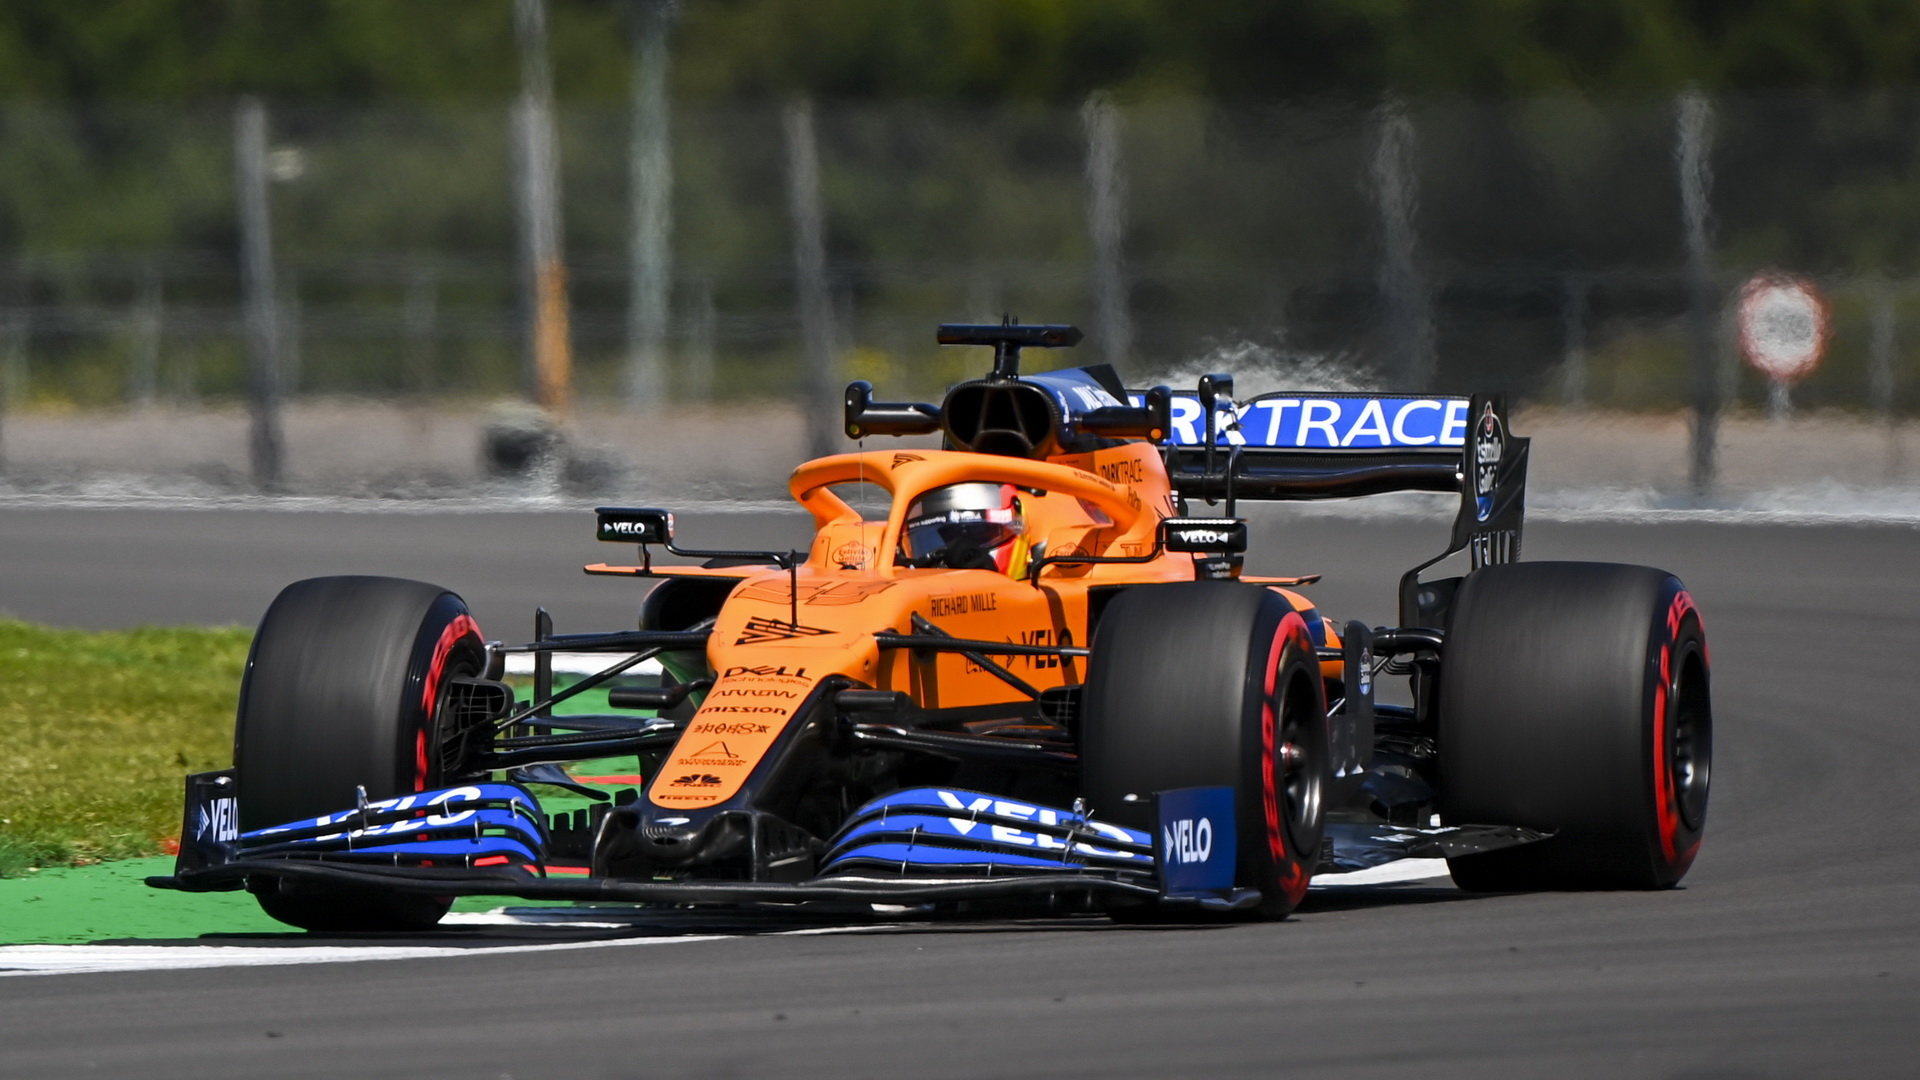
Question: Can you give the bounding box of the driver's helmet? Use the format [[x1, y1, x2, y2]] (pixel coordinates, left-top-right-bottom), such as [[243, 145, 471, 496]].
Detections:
[[901, 482, 1029, 575]]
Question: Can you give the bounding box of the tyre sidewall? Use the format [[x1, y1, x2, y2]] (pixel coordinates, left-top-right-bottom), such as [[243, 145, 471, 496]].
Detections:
[[1083, 582, 1327, 917], [1440, 562, 1711, 889], [1240, 605, 1324, 914], [236, 577, 484, 832], [234, 577, 485, 931]]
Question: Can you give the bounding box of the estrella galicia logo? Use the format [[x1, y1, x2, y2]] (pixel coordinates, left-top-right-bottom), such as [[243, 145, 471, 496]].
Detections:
[[1473, 402, 1504, 523], [670, 773, 723, 787]]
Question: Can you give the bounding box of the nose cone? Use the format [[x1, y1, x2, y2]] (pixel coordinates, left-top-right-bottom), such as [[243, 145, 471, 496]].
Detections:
[[622, 805, 753, 868]]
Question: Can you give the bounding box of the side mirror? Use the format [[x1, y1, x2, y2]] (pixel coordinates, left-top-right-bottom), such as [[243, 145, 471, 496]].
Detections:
[[596, 507, 675, 545], [845, 380, 942, 439], [1082, 385, 1173, 441], [1159, 516, 1248, 555]]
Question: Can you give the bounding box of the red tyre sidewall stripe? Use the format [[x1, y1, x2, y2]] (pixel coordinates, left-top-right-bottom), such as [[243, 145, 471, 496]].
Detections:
[[415, 613, 483, 792], [1652, 634, 1676, 863], [1652, 590, 1698, 867], [1262, 611, 1314, 902]]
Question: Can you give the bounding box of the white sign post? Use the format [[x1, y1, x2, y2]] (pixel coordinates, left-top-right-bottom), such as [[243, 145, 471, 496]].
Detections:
[[1737, 274, 1830, 419]]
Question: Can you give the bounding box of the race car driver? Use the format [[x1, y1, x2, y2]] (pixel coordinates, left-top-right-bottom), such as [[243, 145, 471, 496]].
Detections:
[[900, 482, 1032, 576]]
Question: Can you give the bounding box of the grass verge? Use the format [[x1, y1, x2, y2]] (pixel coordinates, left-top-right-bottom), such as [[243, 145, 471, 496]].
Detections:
[[0, 620, 642, 880], [0, 620, 250, 876]]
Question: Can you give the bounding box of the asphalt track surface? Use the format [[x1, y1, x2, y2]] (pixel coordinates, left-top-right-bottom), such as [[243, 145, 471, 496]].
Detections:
[[3, 502, 1918, 1078]]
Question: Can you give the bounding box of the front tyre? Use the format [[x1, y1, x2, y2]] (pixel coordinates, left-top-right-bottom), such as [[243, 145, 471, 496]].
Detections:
[[1438, 562, 1712, 891], [1082, 582, 1328, 919], [235, 576, 488, 931]]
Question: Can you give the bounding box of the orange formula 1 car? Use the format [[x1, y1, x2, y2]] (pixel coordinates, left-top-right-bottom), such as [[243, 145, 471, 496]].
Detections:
[[151, 323, 1712, 929]]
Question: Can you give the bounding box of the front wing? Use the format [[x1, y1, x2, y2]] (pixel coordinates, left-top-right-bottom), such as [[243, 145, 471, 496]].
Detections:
[[148, 774, 1264, 914]]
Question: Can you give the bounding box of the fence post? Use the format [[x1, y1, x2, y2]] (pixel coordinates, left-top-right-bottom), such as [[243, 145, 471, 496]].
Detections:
[[405, 264, 438, 396], [513, 0, 572, 417], [1082, 92, 1131, 369], [0, 272, 25, 475], [625, 0, 674, 407], [129, 262, 163, 407], [1372, 99, 1434, 389], [236, 96, 284, 491], [1870, 278, 1900, 478], [785, 97, 837, 461], [1560, 273, 1590, 407], [279, 265, 302, 395], [686, 275, 714, 403], [1677, 89, 1718, 500]]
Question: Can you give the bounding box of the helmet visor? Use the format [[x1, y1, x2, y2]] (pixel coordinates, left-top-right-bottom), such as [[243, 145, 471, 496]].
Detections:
[[902, 507, 1022, 563]]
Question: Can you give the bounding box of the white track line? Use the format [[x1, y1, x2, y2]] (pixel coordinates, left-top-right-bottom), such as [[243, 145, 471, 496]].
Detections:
[[2, 863, 1453, 977], [0, 933, 736, 977]]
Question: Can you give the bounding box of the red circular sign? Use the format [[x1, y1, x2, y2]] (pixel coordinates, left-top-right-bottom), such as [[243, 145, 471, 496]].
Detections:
[[1737, 274, 1829, 383]]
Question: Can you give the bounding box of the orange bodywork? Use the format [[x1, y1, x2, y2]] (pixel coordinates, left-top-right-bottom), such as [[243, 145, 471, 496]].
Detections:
[[586, 440, 1331, 811]]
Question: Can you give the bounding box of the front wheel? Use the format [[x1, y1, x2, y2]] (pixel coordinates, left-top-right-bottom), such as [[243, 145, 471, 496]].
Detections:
[[1082, 582, 1328, 919], [1438, 562, 1712, 891], [235, 575, 488, 931]]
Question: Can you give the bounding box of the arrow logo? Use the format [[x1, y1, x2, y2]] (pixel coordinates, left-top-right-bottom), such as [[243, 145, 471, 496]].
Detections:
[[735, 616, 835, 645]]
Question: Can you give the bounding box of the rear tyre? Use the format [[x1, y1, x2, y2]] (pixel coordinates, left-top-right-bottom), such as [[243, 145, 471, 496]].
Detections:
[[1083, 582, 1328, 919], [235, 576, 488, 931], [1439, 562, 1712, 891]]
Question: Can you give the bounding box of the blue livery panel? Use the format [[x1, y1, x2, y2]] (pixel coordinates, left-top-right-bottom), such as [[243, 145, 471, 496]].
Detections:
[[1134, 392, 1471, 450], [235, 783, 549, 869], [1154, 786, 1237, 897], [819, 787, 1153, 877], [824, 843, 1101, 872]]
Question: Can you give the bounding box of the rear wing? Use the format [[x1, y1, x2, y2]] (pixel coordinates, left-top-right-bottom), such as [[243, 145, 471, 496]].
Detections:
[[1135, 387, 1529, 626], [1147, 391, 1477, 499], [838, 319, 1526, 627]]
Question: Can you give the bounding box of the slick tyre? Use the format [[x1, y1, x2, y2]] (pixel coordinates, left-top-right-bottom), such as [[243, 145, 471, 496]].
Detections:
[[1438, 562, 1712, 891], [1083, 582, 1328, 919], [235, 576, 487, 931]]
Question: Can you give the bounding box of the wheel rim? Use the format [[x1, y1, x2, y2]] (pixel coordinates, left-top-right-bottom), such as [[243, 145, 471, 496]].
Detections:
[[428, 646, 486, 783], [1276, 683, 1325, 853], [1670, 647, 1711, 832], [414, 611, 485, 790]]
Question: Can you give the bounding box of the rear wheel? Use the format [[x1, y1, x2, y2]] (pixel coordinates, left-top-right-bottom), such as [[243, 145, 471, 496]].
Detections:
[[1438, 562, 1712, 890], [1082, 582, 1328, 919], [235, 576, 488, 930]]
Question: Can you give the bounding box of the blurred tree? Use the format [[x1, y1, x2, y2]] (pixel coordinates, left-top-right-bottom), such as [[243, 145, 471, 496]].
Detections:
[[0, 1, 621, 101], [2, 0, 1918, 412], [1, 1, 1917, 105]]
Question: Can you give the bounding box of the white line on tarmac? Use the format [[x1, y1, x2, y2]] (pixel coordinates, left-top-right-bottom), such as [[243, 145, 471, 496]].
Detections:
[[0, 933, 738, 977], [0, 863, 1452, 977]]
